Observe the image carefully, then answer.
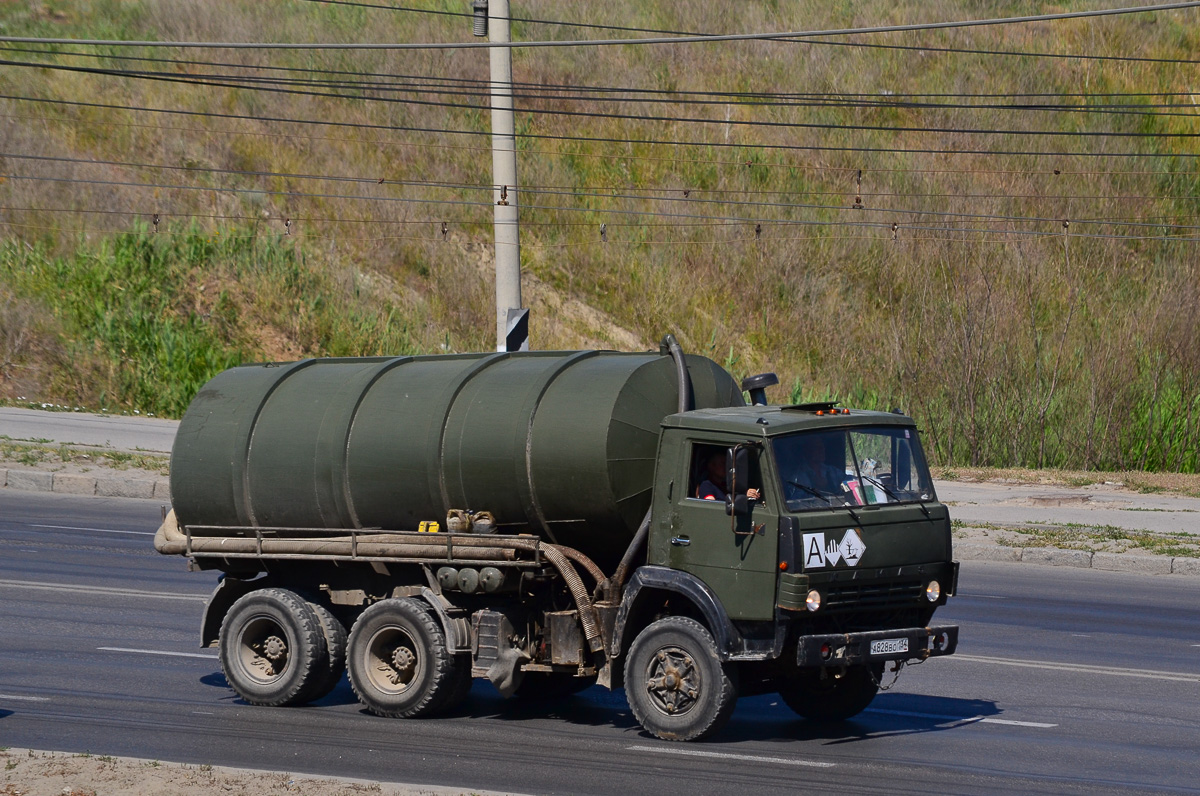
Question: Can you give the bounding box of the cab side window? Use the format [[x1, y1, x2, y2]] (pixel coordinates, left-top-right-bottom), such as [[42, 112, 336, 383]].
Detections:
[[687, 443, 762, 501], [689, 444, 726, 500]]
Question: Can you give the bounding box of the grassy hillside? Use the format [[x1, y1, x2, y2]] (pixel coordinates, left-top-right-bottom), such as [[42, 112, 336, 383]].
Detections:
[[0, 1, 1197, 471]]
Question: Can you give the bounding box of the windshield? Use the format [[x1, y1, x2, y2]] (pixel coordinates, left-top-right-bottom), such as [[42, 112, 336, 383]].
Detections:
[[771, 425, 935, 512]]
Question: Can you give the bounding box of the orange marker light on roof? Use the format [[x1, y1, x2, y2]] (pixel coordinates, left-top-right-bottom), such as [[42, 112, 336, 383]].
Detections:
[[779, 561, 788, 571]]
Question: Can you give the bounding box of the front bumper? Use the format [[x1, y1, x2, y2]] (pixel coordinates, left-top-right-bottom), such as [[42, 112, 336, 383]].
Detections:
[[796, 624, 958, 668]]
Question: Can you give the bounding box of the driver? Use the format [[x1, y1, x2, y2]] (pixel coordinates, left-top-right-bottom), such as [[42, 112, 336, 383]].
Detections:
[[698, 451, 761, 502]]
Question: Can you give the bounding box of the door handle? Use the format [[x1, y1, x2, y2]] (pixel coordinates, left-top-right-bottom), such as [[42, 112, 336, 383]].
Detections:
[[670, 536, 691, 546]]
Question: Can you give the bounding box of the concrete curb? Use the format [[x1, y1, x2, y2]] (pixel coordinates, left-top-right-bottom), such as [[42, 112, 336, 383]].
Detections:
[[1, 466, 169, 501], [954, 540, 1200, 576]]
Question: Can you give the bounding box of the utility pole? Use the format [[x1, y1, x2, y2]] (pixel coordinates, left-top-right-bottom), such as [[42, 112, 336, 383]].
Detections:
[[473, 0, 527, 352]]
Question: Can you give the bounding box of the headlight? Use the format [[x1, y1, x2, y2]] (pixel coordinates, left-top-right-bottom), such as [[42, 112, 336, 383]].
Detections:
[[806, 589, 822, 612], [925, 580, 941, 602]]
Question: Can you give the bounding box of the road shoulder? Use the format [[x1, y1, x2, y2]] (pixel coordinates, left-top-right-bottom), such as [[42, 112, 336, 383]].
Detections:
[[0, 748, 523, 796]]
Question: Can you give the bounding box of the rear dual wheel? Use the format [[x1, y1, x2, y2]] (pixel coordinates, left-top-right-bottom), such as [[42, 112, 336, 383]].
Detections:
[[219, 587, 331, 707], [304, 598, 348, 700], [346, 598, 467, 718]]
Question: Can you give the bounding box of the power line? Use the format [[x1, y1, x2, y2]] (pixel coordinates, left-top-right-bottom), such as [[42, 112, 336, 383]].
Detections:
[[1, 3, 1197, 50], [8, 106, 1198, 180], [301, 0, 1200, 66], [10, 167, 1200, 236], [9, 151, 1200, 210], [7, 57, 1200, 142], [7, 92, 1200, 165], [6, 205, 1198, 244], [0, 204, 474, 226], [7, 45, 1200, 104], [9, 50, 1198, 120]]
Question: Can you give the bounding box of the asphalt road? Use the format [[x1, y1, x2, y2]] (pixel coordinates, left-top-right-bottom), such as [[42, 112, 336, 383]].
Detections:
[[1, 491, 1199, 794]]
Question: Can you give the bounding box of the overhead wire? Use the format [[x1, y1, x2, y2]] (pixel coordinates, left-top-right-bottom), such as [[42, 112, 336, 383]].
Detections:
[[6, 49, 1198, 120], [2, 2, 1199, 50], [299, 0, 1200, 67], [5, 44, 1200, 105], [26, 147, 1198, 205], [5, 93, 1200, 173], [9, 163, 1200, 237], [1, 6, 1197, 244], [6, 203, 1199, 244], [5, 56, 1200, 146]]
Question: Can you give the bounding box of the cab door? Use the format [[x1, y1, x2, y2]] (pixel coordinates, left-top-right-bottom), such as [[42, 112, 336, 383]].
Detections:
[[664, 439, 779, 621]]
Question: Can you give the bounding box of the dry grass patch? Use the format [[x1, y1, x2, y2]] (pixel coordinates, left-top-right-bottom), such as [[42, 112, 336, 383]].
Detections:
[[934, 467, 1200, 497]]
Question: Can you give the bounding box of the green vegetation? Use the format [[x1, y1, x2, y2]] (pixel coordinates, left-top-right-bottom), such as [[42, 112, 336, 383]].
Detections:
[[0, 1, 1197, 472], [0, 437, 169, 473], [0, 228, 415, 416], [954, 520, 1200, 559]]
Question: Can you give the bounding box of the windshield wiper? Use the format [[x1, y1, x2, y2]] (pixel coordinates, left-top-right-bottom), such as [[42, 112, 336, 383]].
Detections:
[[860, 474, 902, 502], [787, 480, 861, 523], [862, 475, 931, 518], [787, 479, 832, 504]]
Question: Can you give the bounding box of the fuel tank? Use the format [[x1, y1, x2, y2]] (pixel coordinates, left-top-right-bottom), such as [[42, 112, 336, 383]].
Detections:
[[170, 349, 743, 570]]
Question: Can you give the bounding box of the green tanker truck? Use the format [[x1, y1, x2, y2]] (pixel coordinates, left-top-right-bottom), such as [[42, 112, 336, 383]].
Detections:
[[155, 336, 958, 741]]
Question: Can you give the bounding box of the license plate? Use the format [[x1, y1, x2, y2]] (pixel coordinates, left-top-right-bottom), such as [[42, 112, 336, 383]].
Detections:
[[870, 637, 909, 656]]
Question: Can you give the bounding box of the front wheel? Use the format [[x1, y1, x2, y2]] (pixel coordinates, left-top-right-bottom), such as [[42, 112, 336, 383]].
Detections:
[[624, 617, 738, 741], [778, 664, 881, 721]]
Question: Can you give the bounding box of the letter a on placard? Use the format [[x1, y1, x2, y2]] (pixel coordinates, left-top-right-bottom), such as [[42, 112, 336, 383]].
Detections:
[[802, 533, 827, 568]]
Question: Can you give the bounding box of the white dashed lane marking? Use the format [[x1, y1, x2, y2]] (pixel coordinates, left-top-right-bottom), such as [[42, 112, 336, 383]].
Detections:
[[31, 523, 154, 536], [0, 695, 50, 702], [98, 647, 218, 660], [865, 708, 1057, 728], [951, 653, 1200, 683], [627, 745, 835, 769], [0, 580, 207, 602]]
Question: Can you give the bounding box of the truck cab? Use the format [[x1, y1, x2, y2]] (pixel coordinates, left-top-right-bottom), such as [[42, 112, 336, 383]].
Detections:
[[612, 403, 958, 739]]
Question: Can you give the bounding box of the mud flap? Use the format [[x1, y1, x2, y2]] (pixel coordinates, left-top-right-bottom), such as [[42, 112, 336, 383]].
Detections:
[[471, 609, 530, 697]]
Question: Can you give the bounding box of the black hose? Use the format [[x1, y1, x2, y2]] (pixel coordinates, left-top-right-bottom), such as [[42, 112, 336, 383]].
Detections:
[[608, 509, 651, 595], [661, 333, 691, 414], [606, 334, 691, 597]]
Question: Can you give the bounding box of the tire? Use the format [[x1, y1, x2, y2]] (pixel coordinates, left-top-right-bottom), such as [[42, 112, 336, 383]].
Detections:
[[346, 598, 457, 718], [624, 617, 738, 741], [439, 654, 475, 713], [778, 664, 882, 722], [303, 598, 348, 701], [218, 588, 329, 707], [514, 672, 596, 700]]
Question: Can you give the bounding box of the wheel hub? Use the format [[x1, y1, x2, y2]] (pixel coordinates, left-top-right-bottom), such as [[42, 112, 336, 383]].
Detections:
[[646, 647, 699, 716], [391, 646, 417, 677], [263, 635, 287, 661]]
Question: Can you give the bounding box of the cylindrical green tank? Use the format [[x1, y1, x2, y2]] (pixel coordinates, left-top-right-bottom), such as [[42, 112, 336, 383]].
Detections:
[[170, 349, 743, 570]]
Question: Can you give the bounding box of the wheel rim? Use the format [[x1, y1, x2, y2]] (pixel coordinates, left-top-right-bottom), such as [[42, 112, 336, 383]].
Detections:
[[643, 645, 700, 717], [364, 625, 423, 695], [237, 615, 290, 684]]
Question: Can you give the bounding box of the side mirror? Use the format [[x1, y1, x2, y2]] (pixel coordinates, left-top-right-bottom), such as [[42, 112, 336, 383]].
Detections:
[[726, 447, 749, 495]]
